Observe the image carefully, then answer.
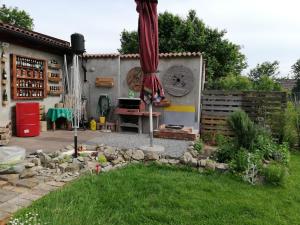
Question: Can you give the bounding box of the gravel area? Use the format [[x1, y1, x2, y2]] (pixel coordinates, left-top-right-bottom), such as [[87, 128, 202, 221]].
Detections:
[[86, 132, 189, 157]]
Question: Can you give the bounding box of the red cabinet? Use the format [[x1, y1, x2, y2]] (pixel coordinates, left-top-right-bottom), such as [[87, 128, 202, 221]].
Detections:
[[16, 102, 40, 137]]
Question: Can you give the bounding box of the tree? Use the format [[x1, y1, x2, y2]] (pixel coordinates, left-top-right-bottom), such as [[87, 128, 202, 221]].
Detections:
[[292, 59, 300, 80], [0, 4, 34, 30], [253, 75, 282, 91], [248, 61, 280, 81], [119, 10, 247, 86]]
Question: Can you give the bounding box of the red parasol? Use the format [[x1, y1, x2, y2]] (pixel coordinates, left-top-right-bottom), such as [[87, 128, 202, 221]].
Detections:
[[136, 0, 164, 147], [136, 0, 164, 104]]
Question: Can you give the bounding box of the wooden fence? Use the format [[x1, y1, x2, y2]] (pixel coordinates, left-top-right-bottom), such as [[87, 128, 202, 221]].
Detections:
[[201, 90, 287, 137]]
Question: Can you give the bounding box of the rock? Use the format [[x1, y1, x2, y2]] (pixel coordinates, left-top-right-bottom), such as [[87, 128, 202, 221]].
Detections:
[[48, 163, 57, 169], [191, 158, 198, 167], [181, 152, 194, 164], [59, 162, 69, 173], [132, 150, 144, 161], [19, 169, 37, 179], [215, 163, 229, 172], [31, 158, 41, 166], [102, 165, 113, 172], [168, 159, 180, 165], [65, 162, 81, 173], [159, 158, 169, 164], [199, 159, 207, 167], [36, 149, 43, 154], [77, 157, 85, 163], [187, 146, 194, 151], [123, 149, 133, 161], [104, 147, 118, 161], [189, 150, 199, 158], [206, 161, 216, 171], [38, 152, 52, 167], [0, 174, 19, 184], [86, 161, 99, 172], [144, 152, 160, 161], [112, 156, 125, 166], [25, 163, 35, 168], [188, 141, 195, 146]]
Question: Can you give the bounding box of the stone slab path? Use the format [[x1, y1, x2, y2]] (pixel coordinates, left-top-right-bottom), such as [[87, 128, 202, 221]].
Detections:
[[0, 177, 73, 224]]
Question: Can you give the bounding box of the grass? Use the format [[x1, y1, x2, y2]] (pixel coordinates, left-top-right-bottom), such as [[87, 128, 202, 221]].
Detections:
[[13, 153, 300, 225]]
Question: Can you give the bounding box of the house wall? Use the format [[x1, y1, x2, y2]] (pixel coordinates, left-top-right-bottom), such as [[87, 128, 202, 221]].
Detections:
[[0, 42, 64, 123], [83, 55, 203, 130]]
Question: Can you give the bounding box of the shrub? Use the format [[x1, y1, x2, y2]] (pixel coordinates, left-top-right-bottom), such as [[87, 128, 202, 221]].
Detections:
[[194, 139, 204, 153], [217, 74, 253, 91], [215, 136, 236, 163], [229, 149, 249, 172], [263, 163, 287, 186], [283, 102, 299, 148], [272, 143, 290, 166], [98, 154, 107, 164], [228, 110, 258, 150], [254, 75, 283, 91]]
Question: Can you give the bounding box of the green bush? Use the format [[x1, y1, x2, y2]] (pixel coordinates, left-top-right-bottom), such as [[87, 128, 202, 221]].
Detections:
[[229, 149, 249, 172], [215, 135, 236, 163], [217, 74, 253, 91], [272, 143, 290, 166], [283, 102, 299, 148], [254, 75, 283, 91], [228, 110, 258, 150], [263, 163, 287, 186], [98, 154, 107, 164], [194, 139, 204, 153]]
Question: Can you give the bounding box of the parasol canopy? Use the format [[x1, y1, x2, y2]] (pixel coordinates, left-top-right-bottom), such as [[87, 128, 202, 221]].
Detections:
[[136, 0, 164, 104]]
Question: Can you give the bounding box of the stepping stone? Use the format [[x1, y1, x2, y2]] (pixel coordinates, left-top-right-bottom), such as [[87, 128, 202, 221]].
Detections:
[[0, 174, 19, 185], [0, 181, 8, 188], [0, 201, 22, 214], [46, 181, 65, 187], [0, 210, 10, 223], [0, 190, 18, 203], [15, 179, 38, 189], [18, 193, 41, 201]]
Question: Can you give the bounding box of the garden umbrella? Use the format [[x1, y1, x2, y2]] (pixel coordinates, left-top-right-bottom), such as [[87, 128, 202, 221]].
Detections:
[[136, 0, 165, 147]]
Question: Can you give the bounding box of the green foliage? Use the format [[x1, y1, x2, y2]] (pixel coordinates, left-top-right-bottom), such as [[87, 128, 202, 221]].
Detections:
[[0, 4, 34, 30], [263, 163, 287, 186], [283, 102, 299, 148], [98, 154, 107, 164], [253, 75, 283, 91], [217, 74, 253, 91], [228, 110, 258, 150], [249, 61, 280, 81], [215, 135, 236, 163], [292, 59, 300, 80], [119, 10, 247, 84], [194, 139, 204, 153]]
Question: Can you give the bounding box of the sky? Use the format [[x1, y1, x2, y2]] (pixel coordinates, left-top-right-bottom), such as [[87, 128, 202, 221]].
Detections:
[[2, 0, 300, 77]]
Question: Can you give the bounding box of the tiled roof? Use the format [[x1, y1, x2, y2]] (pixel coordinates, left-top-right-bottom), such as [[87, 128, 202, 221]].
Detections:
[[277, 79, 297, 91], [0, 22, 70, 51], [84, 52, 201, 59]]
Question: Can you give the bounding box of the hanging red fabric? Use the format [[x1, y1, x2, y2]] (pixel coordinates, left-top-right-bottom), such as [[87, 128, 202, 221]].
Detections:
[[136, 0, 164, 104]]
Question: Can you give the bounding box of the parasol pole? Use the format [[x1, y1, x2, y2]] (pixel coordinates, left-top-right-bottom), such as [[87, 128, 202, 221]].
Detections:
[[149, 102, 154, 147]]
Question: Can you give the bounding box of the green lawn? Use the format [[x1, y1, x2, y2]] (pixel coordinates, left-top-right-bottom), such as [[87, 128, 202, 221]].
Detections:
[[14, 153, 300, 225]]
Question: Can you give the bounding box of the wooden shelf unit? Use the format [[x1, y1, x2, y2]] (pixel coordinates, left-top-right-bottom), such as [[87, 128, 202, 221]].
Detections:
[[11, 54, 47, 100]]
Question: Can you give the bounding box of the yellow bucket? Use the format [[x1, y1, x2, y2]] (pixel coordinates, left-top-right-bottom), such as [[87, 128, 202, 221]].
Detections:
[[99, 116, 106, 124]]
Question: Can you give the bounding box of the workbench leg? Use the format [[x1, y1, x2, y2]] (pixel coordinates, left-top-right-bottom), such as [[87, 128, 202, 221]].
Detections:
[[138, 116, 142, 134], [52, 121, 56, 131]]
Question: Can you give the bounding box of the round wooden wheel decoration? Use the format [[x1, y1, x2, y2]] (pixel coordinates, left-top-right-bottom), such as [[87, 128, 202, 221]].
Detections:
[[162, 65, 194, 97], [126, 67, 143, 92]]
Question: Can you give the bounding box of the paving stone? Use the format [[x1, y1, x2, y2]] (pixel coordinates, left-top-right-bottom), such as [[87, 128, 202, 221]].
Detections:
[[7, 197, 32, 208], [11, 186, 30, 194], [0, 190, 18, 203], [18, 193, 41, 201], [0, 201, 22, 213], [46, 181, 65, 187], [1, 185, 14, 191], [0, 174, 19, 185], [0, 181, 8, 188], [30, 188, 50, 196], [0, 210, 10, 223], [15, 179, 38, 189], [33, 183, 57, 192]]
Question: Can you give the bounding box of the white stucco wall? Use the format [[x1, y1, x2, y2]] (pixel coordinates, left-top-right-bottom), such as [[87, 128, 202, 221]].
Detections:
[[0, 42, 64, 123]]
